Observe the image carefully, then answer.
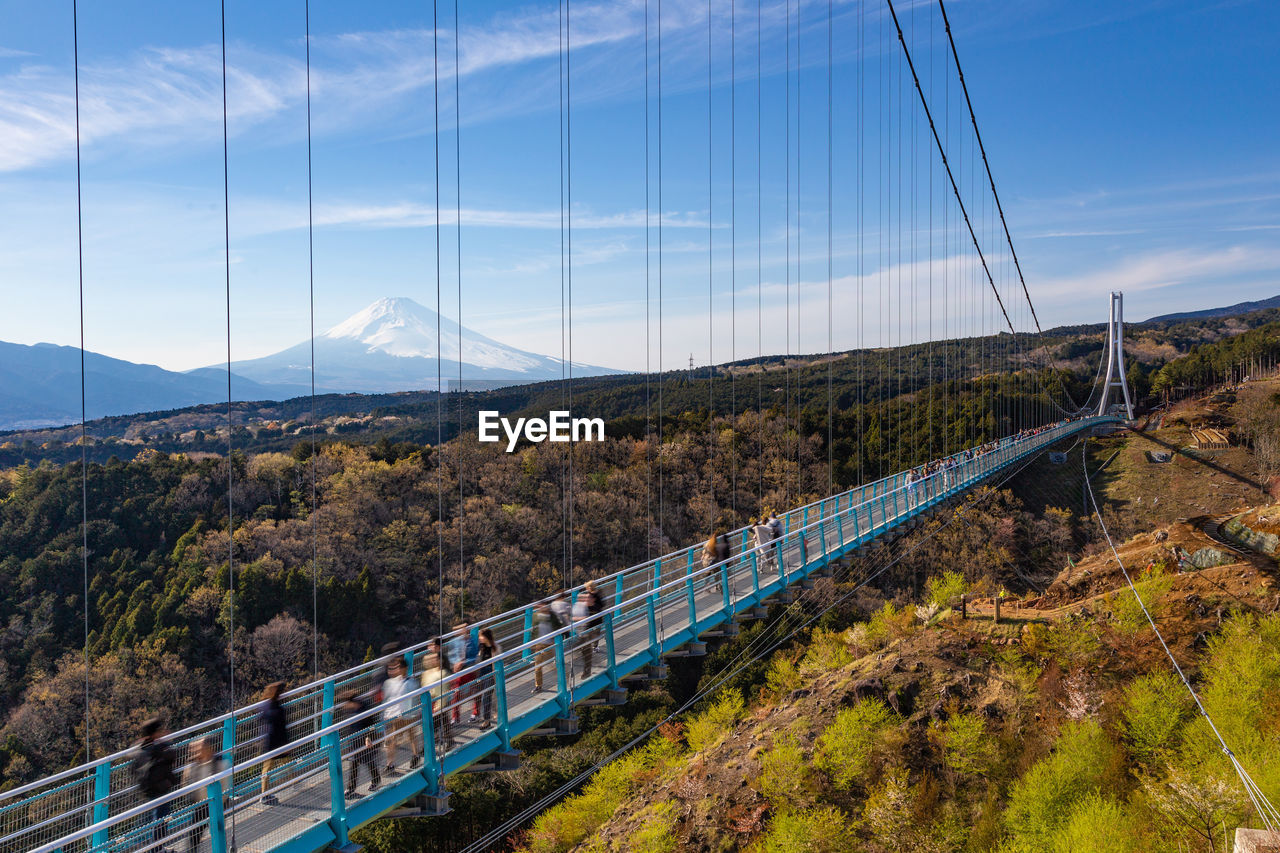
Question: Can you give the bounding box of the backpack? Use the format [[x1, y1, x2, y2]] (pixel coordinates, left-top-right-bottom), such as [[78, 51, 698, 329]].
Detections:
[[134, 740, 176, 798]]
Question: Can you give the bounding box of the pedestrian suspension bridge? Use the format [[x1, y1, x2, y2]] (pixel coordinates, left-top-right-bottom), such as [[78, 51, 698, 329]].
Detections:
[[2, 415, 1119, 853], [0, 0, 1173, 848]]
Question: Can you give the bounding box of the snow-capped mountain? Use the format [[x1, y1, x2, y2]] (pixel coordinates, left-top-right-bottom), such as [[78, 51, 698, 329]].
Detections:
[[225, 296, 622, 394]]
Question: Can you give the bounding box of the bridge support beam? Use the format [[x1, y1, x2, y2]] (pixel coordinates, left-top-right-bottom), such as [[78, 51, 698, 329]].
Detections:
[[665, 641, 706, 659]]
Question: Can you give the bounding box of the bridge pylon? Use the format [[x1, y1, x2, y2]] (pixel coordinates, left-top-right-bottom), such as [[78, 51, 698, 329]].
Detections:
[[1097, 291, 1135, 419]]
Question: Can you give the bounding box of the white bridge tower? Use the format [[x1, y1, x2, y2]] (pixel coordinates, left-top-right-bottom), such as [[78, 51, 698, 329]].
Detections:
[[1097, 291, 1135, 419]]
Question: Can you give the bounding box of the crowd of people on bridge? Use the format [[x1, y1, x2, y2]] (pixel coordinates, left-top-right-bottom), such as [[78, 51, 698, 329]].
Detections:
[[125, 579, 617, 847]]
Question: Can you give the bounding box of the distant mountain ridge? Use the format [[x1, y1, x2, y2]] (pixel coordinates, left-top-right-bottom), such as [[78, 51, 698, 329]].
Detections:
[[1144, 294, 1280, 323], [0, 297, 622, 430], [0, 341, 305, 431], [224, 296, 622, 395]]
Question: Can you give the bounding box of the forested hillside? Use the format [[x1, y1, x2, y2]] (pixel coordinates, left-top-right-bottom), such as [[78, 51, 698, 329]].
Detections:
[[2, 304, 1279, 852]]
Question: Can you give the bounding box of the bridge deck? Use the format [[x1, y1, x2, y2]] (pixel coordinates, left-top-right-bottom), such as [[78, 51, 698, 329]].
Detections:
[[1, 417, 1111, 853]]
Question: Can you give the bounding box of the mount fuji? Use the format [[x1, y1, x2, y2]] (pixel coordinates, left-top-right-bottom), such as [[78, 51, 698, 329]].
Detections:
[[225, 297, 623, 395]]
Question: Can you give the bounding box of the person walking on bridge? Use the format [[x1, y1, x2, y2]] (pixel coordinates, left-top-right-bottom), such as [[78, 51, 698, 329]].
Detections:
[[337, 691, 381, 798], [573, 581, 605, 678], [550, 592, 572, 634], [476, 628, 499, 730], [446, 623, 479, 724], [182, 736, 224, 853], [421, 646, 454, 751], [258, 682, 290, 805], [382, 655, 423, 772], [532, 602, 557, 692], [132, 716, 178, 851], [752, 516, 776, 572], [701, 532, 729, 593]]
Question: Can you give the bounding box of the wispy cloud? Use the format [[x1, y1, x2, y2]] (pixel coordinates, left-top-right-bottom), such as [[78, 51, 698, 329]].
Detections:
[[0, 45, 299, 172], [0, 2, 672, 174], [1034, 245, 1280, 301], [1026, 229, 1147, 239]]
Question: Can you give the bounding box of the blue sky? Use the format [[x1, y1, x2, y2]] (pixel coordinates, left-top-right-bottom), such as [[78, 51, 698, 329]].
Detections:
[[1, 0, 1277, 374]]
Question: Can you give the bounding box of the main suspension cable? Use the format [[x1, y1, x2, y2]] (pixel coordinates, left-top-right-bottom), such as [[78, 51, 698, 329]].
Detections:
[[884, 0, 1013, 336]]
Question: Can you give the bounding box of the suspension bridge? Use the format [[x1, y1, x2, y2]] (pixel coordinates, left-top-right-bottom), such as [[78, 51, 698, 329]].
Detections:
[[1, 414, 1119, 853], [10, 0, 1279, 849]]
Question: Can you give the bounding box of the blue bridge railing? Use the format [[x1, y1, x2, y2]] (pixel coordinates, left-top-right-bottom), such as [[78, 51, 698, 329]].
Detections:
[[0, 416, 1112, 853]]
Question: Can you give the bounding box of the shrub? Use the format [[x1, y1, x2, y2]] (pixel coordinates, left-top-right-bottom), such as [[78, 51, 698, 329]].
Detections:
[[865, 601, 915, 648], [1051, 793, 1143, 853], [685, 689, 745, 753], [926, 570, 968, 609], [521, 739, 683, 853], [1003, 720, 1116, 852], [1120, 670, 1188, 765], [763, 655, 803, 700], [1177, 613, 1280, 800], [815, 699, 900, 791], [756, 734, 813, 809], [799, 628, 853, 676], [1109, 566, 1172, 634], [936, 712, 994, 775], [861, 768, 910, 842], [628, 801, 678, 853], [757, 806, 856, 853]]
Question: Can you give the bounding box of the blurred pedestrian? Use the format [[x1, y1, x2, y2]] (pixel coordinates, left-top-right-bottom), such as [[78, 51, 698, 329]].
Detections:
[[420, 648, 453, 750], [337, 691, 381, 798], [446, 623, 479, 724], [573, 581, 605, 678], [476, 629, 499, 729], [532, 602, 556, 692], [132, 716, 179, 851], [258, 682, 290, 805], [181, 736, 224, 853], [381, 655, 422, 772]]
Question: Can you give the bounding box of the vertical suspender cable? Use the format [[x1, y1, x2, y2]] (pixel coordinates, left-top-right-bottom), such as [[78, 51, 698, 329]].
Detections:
[[757, 0, 764, 511], [304, 0, 319, 680], [566, 0, 575, 586], [826, 0, 833, 495], [559, 0, 569, 586], [878, 7, 885, 479], [72, 0, 90, 762], [729, 0, 736, 521], [927, 6, 935, 460], [895, 35, 902, 469], [943, 33, 949, 455], [784, 0, 793, 505], [908, 1, 916, 466], [218, 2, 239, 845], [795, 0, 802, 494], [455, 0, 466, 618], [433, 0, 445, 638], [657, 0, 664, 547], [707, 0, 714, 530], [856, 0, 865, 486], [644, 0, 652, 560]]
